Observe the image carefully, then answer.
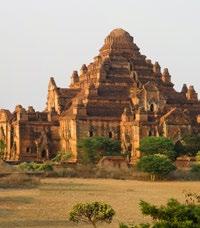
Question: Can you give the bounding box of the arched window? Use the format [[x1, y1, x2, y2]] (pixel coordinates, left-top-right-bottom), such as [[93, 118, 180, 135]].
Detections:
[[108, 131, 113, 138], [150, 104, 155, 112], [129, 63, 133, 71], [41, 150, 46, 158]]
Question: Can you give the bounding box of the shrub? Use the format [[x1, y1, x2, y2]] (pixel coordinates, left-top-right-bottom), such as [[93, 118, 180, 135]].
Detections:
[[78, 136, 121, 164], [18, 162, 53, 172], [191, 164, 200, 173], [36, 163, 53, 172], [167, 169, 200, 181], [195, 151, 200, 162], [51, 151, 71, 163], [137, 154, 176, 180], [178, 135, 200, 156], [139, 136, 176, 160], [69, 201, 115, 228]]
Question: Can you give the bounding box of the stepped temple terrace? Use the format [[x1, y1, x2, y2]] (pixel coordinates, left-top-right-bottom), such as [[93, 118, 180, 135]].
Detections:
[[1, 28, 200, 162]]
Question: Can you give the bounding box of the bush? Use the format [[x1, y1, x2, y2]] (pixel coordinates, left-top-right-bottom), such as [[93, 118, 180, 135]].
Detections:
[[191, 164, 200, 173], [69, 201, 115, 228], [18, 162, 53, 172], [0, 173, 40, 188], [137, 154, 176, 180], [78, 136, 121, 164], [195, 151, 200, 162], [51, 151, 71, 163], [139, 136, 176, 160], [177, 135, 200, 156], [167, 169, 200, 181]]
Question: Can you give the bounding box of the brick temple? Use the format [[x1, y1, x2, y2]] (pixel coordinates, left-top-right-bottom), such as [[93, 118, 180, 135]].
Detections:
[[1, 28, 200, 162]]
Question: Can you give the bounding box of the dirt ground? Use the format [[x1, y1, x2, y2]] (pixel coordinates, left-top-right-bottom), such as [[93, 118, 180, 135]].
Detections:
[[0, 178, 199, 228]]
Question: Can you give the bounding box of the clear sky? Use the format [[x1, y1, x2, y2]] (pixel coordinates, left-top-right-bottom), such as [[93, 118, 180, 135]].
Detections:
[[0, 0, 200, 111]]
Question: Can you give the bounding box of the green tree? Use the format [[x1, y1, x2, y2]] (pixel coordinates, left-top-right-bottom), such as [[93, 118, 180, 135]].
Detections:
[[78, 136, 121, 164], [176, 135, 200, 156], [69, 201, 115, 228], [191, 164, 200, 173], [139, 136, 176, 160], [0, 140, 6, 159], [139, 197, 200, 227], [137, 154, 176, 180], [119, 192, 200, 228]]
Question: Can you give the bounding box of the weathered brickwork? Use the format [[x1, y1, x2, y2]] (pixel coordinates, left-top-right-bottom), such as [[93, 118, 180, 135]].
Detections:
[[1, 28, 200, 161]]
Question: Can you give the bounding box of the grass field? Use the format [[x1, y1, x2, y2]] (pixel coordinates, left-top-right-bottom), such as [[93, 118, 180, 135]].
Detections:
[[0, 178, 200, 228]]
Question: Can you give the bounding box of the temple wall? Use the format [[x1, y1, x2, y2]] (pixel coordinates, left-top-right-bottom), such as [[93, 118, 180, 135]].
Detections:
[[59, 119, 78, 159], [60, 118, 121, 160], [163, 123, 192, 142]]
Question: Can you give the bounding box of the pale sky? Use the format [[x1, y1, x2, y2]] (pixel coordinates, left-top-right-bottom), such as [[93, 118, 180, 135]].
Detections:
[[0, 0, 200, 111]]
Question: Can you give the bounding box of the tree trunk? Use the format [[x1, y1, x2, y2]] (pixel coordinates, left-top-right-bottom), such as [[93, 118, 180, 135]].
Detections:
[[91, 221, 97, 228], [151, 174, 156, 181]]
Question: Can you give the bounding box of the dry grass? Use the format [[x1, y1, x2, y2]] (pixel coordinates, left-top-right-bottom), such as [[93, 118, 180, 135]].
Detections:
[[48, 164, 150, 181], [0, 160, 17, 174], [0, 178, 199, 227], [0, 173, 40, 189]]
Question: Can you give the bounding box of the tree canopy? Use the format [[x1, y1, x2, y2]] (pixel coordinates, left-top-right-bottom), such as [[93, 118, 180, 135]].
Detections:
[[139, 197, 200, 227], [175, 135, 200, 156], [137, 154, 176, 180], [78, 136, 121, 164], [139, 136, 176, 160], [120, 192, 200, 228], [69, 201, 115, 228]]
